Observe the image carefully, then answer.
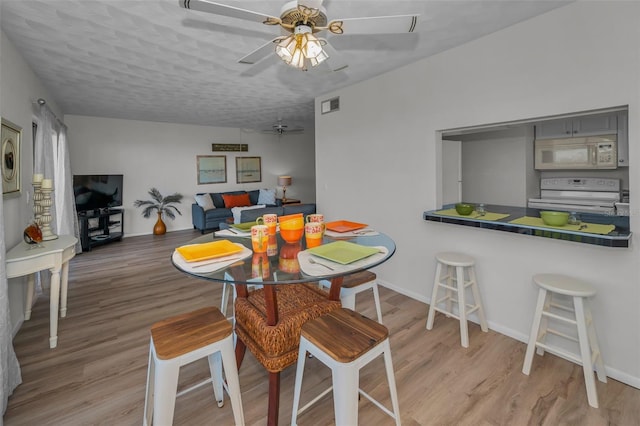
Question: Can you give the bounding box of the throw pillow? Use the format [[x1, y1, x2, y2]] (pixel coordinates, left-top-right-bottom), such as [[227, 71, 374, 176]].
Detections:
[[222, 193, 251, 208], [194, 194, 215, 211], [257, 188, 276, 205]]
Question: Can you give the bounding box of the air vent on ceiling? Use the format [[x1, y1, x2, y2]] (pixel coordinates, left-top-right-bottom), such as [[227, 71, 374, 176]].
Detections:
[[321, 97, 340, 114]]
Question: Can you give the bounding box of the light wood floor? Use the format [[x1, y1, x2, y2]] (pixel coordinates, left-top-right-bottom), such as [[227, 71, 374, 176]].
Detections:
[[4, 229, 640, 425]]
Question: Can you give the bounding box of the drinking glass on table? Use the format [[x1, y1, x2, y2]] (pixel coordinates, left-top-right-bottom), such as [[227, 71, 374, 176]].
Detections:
[[305, 222, 324, 248], [257, 214, 278, 236], [251, 225, 268, 253]]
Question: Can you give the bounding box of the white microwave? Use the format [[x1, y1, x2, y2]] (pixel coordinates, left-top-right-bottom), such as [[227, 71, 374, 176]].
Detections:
[[534, 135, 617, 170]]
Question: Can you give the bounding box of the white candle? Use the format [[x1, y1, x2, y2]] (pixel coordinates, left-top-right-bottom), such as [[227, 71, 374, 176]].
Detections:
[[41, 178, 53, 189], [33, 174, 43, 183]]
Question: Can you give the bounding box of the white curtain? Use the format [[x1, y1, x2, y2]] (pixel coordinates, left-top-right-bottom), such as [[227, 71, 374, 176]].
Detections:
[[35, 105, 81, 252], [0, 194, 23, 415], [53, 124, 80, 248]]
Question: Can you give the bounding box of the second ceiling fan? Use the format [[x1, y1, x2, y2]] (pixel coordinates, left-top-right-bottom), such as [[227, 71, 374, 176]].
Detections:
[[179, 0, 419, 71]]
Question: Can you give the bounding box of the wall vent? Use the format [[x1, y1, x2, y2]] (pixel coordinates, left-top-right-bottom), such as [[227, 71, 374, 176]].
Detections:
[[321, 97, 340, 114]]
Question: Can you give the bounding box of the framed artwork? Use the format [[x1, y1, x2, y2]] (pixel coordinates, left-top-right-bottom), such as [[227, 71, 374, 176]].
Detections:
[[197, 155, 227, 184], [236, 156, 261, 183], [2, 118, 22, 195]]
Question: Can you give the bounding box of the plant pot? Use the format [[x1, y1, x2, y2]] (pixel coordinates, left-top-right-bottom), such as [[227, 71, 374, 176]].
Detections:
[[153, 212, 166, 235]]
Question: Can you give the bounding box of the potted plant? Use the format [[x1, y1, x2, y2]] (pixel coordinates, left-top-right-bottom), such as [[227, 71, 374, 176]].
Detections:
[[134, 188, 183, 235]]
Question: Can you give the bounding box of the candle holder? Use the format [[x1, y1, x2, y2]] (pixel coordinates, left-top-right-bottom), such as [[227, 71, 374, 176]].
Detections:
[[32, 180, 43, 225], [39, 185, 58, 240]]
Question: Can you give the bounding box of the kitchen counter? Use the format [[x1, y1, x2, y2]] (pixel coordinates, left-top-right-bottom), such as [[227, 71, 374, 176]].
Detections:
[[423, 204, 631, 248]]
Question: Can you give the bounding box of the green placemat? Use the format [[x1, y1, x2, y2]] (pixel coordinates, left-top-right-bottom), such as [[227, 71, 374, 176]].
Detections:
[[508, 216, 615, 235], [231, 221, 256, 231], [433, 208, 510, 221]]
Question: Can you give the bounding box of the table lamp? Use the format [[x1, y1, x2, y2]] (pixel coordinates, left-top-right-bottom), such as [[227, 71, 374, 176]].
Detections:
[[278, 176, 292, 201]]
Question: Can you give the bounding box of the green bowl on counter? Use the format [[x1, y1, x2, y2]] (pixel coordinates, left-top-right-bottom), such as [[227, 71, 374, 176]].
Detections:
[[455, 203, 475, 216], [540, 211, 569, 226]]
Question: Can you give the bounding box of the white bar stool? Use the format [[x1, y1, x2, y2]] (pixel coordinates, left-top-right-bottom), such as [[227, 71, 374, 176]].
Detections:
[[522, 273, 607, 408], [143, 306, 245, 425], [291, 308, 401, 426], [319, 270, 384, 323], [425, 252, 488, 347]]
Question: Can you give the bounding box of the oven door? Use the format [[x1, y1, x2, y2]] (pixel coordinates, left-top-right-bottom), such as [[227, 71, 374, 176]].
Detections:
[[527, 199, 615, 214]]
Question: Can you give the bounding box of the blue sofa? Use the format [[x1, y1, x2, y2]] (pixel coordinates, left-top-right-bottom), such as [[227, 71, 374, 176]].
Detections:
[[192, 190, 316, 233]]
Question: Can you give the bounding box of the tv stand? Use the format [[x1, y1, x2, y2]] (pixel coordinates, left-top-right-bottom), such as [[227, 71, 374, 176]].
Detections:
[[78, 208, 124, 251]]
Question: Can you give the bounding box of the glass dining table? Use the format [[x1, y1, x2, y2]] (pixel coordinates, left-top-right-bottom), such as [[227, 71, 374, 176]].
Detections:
[[171, 229, 396, 425]]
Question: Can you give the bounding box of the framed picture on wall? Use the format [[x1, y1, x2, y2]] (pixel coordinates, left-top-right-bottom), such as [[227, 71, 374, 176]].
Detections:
[[236, 156, 261, 183], [2, 118, 22, 196], [197, 155, 227, 184]]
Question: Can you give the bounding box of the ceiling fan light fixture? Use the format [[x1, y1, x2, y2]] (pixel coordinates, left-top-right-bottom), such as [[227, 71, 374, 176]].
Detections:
[[274, 24, 328, 69]]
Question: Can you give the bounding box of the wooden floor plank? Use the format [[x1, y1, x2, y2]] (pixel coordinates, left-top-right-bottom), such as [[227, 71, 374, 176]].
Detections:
[[4, 229, 639, 425]]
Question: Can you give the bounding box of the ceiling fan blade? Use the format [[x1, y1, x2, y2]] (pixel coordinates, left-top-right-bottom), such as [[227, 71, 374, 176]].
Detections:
[[238, 37, 285, 65], [179, 0, 282, 26], [323, 14, 418, 35], [320, 40, 348, 72]]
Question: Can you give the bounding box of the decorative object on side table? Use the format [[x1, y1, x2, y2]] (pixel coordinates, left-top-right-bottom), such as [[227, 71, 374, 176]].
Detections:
[[39, 178, 57, 240], [23, 222, 43, 248], [278, 175, 292, 201], [134, 188, 183, 235]]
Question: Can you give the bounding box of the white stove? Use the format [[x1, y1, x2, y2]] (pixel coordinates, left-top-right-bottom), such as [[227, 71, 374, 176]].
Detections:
[[528, 177, 621, 214]]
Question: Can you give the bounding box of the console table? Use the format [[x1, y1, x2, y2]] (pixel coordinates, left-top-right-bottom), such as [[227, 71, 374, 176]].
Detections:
[[6, 235, 77, 348], [278, 198, 301, 205]]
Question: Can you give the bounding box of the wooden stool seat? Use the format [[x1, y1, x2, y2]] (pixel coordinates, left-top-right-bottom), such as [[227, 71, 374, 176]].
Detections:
[[301, 307, 388, 362], [426, 252, 488, 347], [522, 274, 606, 408], [144, 307, 244, 425], [320, 270, 384, 323], [151, 307, 232, 359], [291, 308, 400, 425]]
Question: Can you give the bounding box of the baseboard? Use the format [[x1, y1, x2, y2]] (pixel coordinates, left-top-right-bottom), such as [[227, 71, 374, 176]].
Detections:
[[12, 318, 23, 338], [377, 279, 640, 390]]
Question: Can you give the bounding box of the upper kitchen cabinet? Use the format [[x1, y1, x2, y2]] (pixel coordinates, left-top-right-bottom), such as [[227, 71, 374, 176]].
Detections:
[[535, 110, 628, 167], [535, 113, 617, 139]]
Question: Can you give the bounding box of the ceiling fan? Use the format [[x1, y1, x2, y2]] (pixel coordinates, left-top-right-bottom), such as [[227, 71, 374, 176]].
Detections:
[[179, 0, 419, 71], [263, 119, 304, 136]]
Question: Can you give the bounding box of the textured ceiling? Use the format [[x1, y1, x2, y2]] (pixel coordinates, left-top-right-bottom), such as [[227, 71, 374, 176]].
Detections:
[[1, 0, 571, 131]]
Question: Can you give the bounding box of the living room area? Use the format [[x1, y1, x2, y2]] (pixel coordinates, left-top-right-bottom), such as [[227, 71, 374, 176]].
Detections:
[[3, 1, 640, 424]]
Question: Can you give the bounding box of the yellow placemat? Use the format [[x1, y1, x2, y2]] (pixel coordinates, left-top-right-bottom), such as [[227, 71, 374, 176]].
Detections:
[[508, 216, 615, 235], [176, 239, 244, 262], [433, 208, 510, 221]]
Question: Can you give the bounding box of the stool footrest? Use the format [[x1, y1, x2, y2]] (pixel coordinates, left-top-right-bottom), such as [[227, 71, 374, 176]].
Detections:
[[542, 310, 577, 325], [432, 306, 461, 321], [545, 327, 579, 343], [536, 342, 582, 365], [359, 388, 398, 421], [296, 386, 334, 417], [549, 301, 574, 313], [176, 377, 213, 397], [437, 282, 458, 292]]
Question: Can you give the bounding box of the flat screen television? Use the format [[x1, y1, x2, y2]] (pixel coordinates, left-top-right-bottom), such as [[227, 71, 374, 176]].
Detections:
[[73, 174, 123, 212]]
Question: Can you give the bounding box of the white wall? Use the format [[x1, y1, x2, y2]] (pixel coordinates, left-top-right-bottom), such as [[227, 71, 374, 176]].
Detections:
[[315, 1, 640, 387], [64, 115, 316, 236], [459, 127, 535, 206], [1, 31, 63, 334]]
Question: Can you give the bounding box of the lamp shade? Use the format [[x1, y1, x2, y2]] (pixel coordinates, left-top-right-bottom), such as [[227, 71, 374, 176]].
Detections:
[[278, 176, 292, 187]]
